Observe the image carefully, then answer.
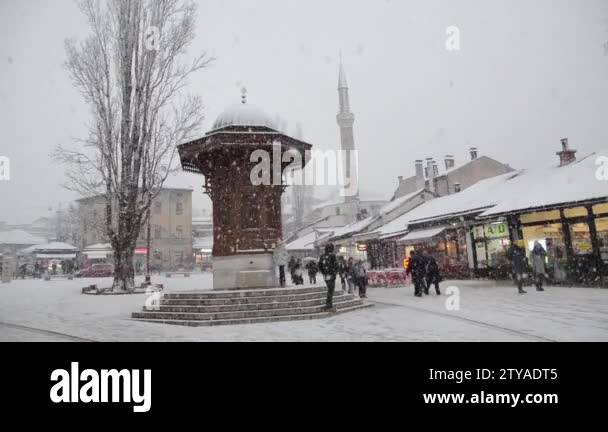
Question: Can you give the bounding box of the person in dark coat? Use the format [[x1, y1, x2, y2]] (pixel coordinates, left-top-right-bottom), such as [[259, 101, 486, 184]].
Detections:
[[318, 243, 339, 311], [305, 260, 318, 285], [423, 250, 441, 295], [406, 250, 426, 297], [337, 256, 347, 290], [354, 259, 368, 298], [287, 256, 297, 285], [507, 241, 528, 294], [346, 257, 356, 294]]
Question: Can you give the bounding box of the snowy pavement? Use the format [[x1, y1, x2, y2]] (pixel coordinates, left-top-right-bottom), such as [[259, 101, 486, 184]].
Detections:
[[0, 273, 607, 341]]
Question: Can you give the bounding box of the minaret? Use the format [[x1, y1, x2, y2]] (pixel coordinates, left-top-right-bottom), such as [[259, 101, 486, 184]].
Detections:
[[336, 56, 359, 203]]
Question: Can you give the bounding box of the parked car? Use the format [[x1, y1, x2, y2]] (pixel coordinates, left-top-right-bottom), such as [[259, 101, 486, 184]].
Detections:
[[77, 263, 114, 278]]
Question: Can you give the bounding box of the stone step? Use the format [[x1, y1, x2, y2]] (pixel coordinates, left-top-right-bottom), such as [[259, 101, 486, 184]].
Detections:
[[163, 285, 328, 300], [152, 293, 359, 313], [132, 303, 373, 327], [132, 298, 365, 322], [160, 289, 349, 306]]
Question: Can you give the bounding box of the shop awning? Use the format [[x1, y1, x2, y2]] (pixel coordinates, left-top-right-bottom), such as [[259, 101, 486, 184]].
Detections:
[[398, 226, 448, 244], [36, 253, 77, 259]]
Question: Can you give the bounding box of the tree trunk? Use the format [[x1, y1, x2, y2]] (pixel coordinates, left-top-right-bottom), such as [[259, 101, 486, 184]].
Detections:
[[113, 245, 135, 291]]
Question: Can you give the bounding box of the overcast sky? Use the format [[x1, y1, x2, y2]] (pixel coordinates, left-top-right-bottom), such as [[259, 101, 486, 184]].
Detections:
[[1, 0, 607, 224]]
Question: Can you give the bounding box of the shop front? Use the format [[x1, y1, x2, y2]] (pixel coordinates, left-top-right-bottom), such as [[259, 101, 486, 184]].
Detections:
[[508, 203, 608, 285], [398, 225, 470, 279], [472, 221, 512, 279]]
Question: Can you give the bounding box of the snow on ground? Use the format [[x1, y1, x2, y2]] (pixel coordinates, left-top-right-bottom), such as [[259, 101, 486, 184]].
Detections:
[[0, 273, 607, 341]]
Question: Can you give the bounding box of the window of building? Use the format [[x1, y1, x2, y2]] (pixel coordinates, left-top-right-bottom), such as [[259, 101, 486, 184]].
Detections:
[[595, 217, 608, 267], [520, 210, 561, 224], [593, 203, 608, 215], [176, 201, 183, 216], [522, 224, 568, 281], [154, 201, 162, 215], [564, 207, 588, 219], [335, 207, 341, 216], [176, 225, 183, 239], [569, 222, 593, 255], [154, 225, 161, 239]]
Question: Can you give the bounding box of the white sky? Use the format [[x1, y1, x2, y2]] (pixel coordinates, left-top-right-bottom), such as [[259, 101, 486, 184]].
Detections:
[[1, 0, 607, 224]]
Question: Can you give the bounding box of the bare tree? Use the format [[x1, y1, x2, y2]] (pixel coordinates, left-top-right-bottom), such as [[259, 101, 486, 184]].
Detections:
[[55, 0, 211, 290]]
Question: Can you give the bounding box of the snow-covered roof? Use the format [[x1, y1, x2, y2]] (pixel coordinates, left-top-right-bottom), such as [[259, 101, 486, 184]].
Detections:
[[366, 149, 608, 239], [0, 230, 45, 246], [83, 243, 112, 251], [286, 231, 317, 251], [328, 217, 374, 240], [378, 189, 424, 216], [479, 151, 608, 217], [21, 242, 78, 254], [162, 172, 195, 191], [210, 103, 276, 132], [398, 226, 448, 243]]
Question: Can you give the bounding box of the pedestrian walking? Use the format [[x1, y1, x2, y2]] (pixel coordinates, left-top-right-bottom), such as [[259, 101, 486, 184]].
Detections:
[[508, 240, 528, 294], [287, 256, 297, 285], [406, 250, 426, 297], [293, 259, 304, 285], [346, 257, 356, 293], [273, 242, 288, 287], [318, 243, 339, 311], [531, 241, 547, 292], [354, 259, 368, 298], [337, 255, 347, 290], [423, 250, 441, 295], [305, 259, 318, 285]]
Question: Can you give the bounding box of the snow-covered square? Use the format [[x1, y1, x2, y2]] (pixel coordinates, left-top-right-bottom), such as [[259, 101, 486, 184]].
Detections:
[[0, 274, 606, 342]]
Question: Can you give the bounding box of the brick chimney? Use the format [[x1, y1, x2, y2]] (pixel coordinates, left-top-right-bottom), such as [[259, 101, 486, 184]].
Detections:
[[426, 158, 435, 193], [556, 138, 577, 167], [469, 147, 478, 161], [414, 160, 424, 190], [444, 155, 455, 170]]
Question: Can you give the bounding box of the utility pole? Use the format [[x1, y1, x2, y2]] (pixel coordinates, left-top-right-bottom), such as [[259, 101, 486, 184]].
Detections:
[[145, 207, 151, 285]]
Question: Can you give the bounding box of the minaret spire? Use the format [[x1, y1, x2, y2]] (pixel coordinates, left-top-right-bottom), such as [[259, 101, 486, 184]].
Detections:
[[336, 55, 358, 203], [338, 52, 348, 89]]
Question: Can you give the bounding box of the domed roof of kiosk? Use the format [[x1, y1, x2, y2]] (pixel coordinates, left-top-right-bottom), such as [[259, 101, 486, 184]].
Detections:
[[210, 102, 277, 132]]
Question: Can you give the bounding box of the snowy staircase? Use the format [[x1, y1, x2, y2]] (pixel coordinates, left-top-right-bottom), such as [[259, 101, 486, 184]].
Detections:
[[131, 285, 371, 327]]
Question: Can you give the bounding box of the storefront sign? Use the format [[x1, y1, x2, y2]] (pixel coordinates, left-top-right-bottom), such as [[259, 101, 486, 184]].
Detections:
[[484, 223, 509, 239], [357, 243, 368, 252], [135, 247, 148, 255]]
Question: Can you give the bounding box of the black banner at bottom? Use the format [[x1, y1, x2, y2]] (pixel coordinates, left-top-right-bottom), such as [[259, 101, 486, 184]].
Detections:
[[1, 343, 605, 423]]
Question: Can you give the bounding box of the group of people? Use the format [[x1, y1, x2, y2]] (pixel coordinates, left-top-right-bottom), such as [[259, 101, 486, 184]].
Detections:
[[405, 249, 442, 297], [318, 243, 368, 311], [273, 242, 368, 312], [507, 240, 547, 294]]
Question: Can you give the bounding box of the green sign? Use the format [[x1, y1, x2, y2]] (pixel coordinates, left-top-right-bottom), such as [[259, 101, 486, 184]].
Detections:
[[484, 223, 509, 239]]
